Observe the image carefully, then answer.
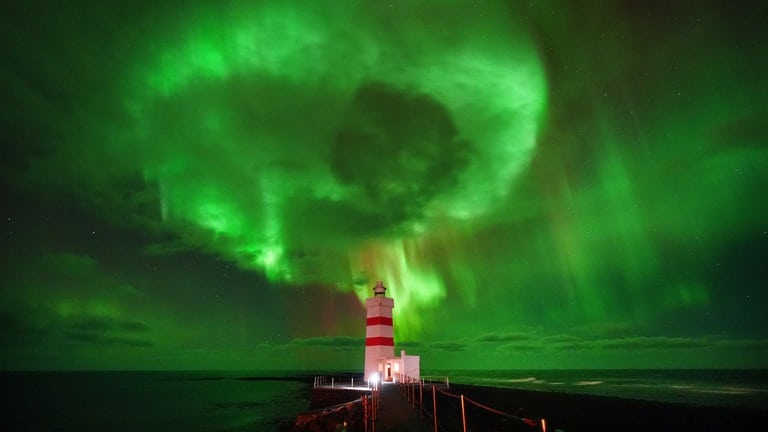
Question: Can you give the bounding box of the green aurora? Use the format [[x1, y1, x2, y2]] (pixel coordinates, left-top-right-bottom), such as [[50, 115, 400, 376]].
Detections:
[[1, 0, 766, 370]]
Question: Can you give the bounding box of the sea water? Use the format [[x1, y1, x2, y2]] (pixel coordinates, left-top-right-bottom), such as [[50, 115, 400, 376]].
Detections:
[[1, 371, 312, 431], [429, 369, 768, 409]]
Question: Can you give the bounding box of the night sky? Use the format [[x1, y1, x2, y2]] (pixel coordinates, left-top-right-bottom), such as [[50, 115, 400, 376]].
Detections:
[[2, 1, 767, 371]]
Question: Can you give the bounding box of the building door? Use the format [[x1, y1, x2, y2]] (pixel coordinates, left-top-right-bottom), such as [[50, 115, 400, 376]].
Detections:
[[386, 362, 392, 381]]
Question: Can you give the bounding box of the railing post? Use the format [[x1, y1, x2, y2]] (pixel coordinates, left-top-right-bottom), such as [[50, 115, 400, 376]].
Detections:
[[460, 394, 467, 432], [420, 380, 424, 420], [372, 387, 376, 432], [331, 377, 334, 388], [433, 385, 438, 432], [541, 418, 547, 432]]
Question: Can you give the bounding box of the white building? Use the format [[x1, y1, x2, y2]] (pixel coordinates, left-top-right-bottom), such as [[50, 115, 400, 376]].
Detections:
[[363, 281, 420, 382]]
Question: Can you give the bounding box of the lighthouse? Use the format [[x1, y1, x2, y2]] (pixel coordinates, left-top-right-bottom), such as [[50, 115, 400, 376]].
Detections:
[[363, 280, 420, 382]]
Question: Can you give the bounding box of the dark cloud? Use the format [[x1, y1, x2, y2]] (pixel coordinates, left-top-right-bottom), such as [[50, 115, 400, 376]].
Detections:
[[0, 304, 50, 345], [42, 253, 98, 276], [474, 332, 534, 343], [61, 316, 154, 348], [331, 81, 470, 230], [595, 337, 710, 350], [569, 322, 637, 339], [429, 334, 768, 356], [7, 253, 143, 301], [543, 335, 584, 344], [143, 239, 196, 256], [68, 316, 150, 333], [710, 338, 768, 349], [428, 341, 468, 352], [0, 304, 153, 351], [396, 341, 425, 349], [710, 111, 768, 150], [498, 341, 540, 352], [63, 331, 154, 348]]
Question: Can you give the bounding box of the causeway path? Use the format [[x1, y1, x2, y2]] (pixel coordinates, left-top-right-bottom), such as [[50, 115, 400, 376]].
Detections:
[[375, 383, 430, 431]]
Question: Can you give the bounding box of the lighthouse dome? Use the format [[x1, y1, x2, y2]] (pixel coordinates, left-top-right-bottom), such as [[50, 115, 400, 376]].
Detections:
[[373, 280, 386, 296]]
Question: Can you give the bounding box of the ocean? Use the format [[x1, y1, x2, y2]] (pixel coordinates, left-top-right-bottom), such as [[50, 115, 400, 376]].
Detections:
[[1, 371, 313, 431], [435, 369, 768, 409], [2, 369, 765, 431]]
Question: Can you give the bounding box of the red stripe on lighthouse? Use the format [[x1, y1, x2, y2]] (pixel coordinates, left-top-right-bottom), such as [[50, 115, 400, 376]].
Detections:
[[365, 337, 394, 347], [366, 316, 393, 326]]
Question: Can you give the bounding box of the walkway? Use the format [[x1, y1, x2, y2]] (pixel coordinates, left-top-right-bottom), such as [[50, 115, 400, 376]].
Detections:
[[375, 383, 430, 432]]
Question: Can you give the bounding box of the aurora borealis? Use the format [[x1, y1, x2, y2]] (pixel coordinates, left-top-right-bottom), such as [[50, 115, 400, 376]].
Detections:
[[1, 0, 766, 371]]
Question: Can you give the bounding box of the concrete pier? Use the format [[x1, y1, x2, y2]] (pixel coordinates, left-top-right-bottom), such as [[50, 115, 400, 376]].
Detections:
[[376, 384, 429, 431], [292, 383, 428, 431]]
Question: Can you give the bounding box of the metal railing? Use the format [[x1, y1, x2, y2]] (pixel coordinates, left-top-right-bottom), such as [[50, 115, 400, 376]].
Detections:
[[308, 374, 548, 431], [303, 375, 380, 431], [397, 375, 548, 432], [313, 375, 369, 389], [309, 375, 382, 432]]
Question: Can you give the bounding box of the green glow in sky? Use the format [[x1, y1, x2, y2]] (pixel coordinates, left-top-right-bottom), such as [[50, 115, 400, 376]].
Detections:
[[128, 1, 546, 320], [1, 0, 766, 371]]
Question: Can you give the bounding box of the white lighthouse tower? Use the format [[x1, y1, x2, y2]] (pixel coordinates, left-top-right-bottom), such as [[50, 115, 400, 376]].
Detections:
[[364, 280, 394, 381], [364, 280, 420, 383]]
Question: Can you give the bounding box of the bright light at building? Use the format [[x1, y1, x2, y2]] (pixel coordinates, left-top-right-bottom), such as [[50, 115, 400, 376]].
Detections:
[[369, 373, 380, 387]]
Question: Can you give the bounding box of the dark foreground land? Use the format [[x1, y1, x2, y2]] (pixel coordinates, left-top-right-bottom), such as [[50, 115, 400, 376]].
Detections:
[[427, 383, 768, 432], [290, 382, 768, 432]]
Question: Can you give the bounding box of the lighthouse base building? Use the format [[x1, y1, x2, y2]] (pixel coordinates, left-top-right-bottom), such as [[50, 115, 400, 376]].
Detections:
[[372, 350, 420, 383], [364, 281, 420, 383]]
